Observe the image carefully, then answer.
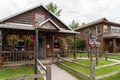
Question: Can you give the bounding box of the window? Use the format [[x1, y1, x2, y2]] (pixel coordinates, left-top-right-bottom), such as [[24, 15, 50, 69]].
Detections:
[[97, 25, 101, 35], [34, 13, 45, 24], [92, 26, 96, 34], [84, 28, 90, 35], [92, 25, 101, 35], [104, 25, 107, 32]]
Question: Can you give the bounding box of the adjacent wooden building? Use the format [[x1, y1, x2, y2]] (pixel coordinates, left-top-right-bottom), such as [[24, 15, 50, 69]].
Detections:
[[0, 5, 78, 63], [75, 18, 120, 53]]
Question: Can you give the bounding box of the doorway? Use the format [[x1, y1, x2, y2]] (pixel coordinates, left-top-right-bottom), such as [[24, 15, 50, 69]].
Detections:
[[38, 36, 45, 59]]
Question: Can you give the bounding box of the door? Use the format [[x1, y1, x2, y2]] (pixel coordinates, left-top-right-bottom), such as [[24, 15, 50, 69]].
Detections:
[[38, 36, 45, 58]]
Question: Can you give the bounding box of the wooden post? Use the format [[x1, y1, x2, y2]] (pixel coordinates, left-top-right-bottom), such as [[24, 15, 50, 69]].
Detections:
[[52, 34, 54, 61], [96, 47, 98, 66], [90, 60, 95, 80], [80, 52, 82, 58], [73, 34, 76, 59], [90, 47, 93, 61], [105, 51, 108, 61], [0, 30, 2, 54], [57, 54, 60, 64], [90, 48, 95, 80], [34, 27, 39, 80], [46, 66, 51, 80], [113, 39, 116, 53]]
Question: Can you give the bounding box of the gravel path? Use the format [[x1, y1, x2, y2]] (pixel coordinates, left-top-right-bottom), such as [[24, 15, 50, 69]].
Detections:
[[51, 64, 78, 80]]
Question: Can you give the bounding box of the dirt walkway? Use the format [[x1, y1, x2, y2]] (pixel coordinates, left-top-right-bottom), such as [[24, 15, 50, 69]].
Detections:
[[51, 64, 78, 80]]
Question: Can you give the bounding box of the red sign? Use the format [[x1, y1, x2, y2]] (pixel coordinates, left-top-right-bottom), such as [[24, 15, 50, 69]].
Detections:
[[89, 39, 100, 47]]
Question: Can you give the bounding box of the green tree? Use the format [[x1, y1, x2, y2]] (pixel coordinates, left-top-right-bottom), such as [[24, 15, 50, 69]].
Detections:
[[76, 39, 86, 51], [46, 2, 62, 17], [69, 20, 79, 29]]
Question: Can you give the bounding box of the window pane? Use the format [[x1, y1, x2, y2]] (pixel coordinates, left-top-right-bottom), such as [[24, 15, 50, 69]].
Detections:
[[35, 13, 45, 24]]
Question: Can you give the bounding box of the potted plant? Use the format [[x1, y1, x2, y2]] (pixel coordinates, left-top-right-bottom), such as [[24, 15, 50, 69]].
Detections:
[[6, 34, 20, 49], [58, 37, 68, 50], [22, 35, 34, 50]]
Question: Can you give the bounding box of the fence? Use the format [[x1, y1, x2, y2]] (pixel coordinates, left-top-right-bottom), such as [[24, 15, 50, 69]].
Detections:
[[37, 60, 51, 80], [57, 55, 95, 80], [1, 51, 34, 62], [7, 60, 51, 80], [66, 50, 89, 58], [105, 52, 120, 60]]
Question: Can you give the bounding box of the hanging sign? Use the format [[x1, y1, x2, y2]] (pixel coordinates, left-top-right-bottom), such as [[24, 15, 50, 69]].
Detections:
[[88, 32, 100, 47]]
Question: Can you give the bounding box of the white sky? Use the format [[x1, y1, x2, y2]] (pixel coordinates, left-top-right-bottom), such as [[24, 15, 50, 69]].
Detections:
[[0, 0, 120, 25]]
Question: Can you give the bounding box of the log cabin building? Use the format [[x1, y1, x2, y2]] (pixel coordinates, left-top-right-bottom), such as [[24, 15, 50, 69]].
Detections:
[[0, 4, 78, 63], [75, 18, 120, 53]]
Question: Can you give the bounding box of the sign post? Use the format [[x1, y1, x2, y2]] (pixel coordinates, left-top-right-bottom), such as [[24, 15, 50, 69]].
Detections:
[[88, 32, 100, 65], [88, 32, 100, 80]]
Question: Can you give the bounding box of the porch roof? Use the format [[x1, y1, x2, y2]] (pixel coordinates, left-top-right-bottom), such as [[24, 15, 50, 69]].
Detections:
[[102, 32, 120, 38], [0, 21, 79, 34]]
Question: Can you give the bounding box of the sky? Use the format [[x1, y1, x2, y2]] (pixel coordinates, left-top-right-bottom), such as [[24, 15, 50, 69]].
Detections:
[[0, 0, 120, 26]]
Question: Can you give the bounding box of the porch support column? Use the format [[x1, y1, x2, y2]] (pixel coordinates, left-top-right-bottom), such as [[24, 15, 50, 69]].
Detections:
[[73, 34, 76, 59], [34, 27, 39, 78], [0, 30, 2, 53], [113, 39, 116, 53], [101, 38, 104, 53], [52, 34, 54, 61]]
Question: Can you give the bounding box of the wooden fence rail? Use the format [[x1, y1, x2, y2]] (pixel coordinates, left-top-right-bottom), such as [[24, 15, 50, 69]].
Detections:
[[57, 55, 95, 80], [37, 60, 51, 80], [105, 52, 120, 60], [7, 60, 51, 80]]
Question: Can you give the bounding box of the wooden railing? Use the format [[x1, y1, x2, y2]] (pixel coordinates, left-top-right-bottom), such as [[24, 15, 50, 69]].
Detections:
[[1, 51, 34, 62], [7, 60, 51, 80], [57, 55, 95, 80], [37, 60, 51, 80], [105, 52, 120, 60]]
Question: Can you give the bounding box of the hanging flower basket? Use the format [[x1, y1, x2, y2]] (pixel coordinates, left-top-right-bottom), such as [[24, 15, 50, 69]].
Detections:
[[6, 34, 20, 46], [22, 35, 34, 45]]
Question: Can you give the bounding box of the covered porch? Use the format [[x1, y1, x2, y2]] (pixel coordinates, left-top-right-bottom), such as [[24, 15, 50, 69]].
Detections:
[[0, 19, 78, 63], [102, 32, 120, 53]]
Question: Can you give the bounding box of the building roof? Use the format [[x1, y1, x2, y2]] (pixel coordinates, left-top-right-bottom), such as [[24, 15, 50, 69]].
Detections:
[[0, 22, 34, 30], [75, 18, 120, 31], [0, 4, 73, 31], [75, 18, 108, 30], [0, 20, 79, 34]]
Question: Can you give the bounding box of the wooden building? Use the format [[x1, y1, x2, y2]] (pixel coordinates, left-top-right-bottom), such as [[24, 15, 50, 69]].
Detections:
[[75, 18, 120, 53], [0, 5, 78, 63]]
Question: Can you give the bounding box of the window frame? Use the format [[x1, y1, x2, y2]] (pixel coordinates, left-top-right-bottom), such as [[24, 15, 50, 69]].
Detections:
[[34, 13, 46, 24]]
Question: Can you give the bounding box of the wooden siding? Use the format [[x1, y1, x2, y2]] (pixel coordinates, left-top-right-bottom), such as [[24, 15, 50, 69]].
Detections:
[[4, 6, 68, 30]]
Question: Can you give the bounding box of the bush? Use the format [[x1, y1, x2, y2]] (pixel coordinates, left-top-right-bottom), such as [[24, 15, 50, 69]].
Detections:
[[76, 39, 86, 51]]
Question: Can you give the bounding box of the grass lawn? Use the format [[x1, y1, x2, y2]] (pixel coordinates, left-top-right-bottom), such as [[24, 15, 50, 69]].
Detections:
[[62, 62, 90, 75], [109, 55, 120, 59], [76, 59, 114, 66], [59, 60, 120, 80], [95, 64, 120, 76], [0, 65, 43, 80], [99, 73, 120, 80], [58, 64, 87, 80]]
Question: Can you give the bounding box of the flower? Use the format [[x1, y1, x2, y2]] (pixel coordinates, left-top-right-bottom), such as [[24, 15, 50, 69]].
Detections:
[[6, 34, 20, 46]]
